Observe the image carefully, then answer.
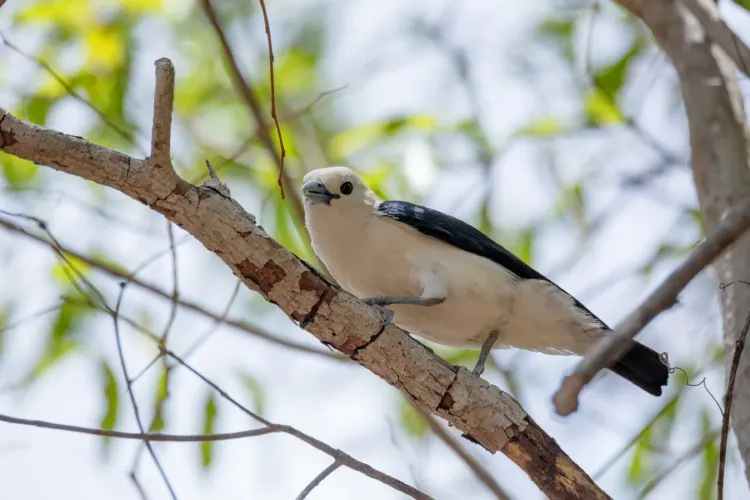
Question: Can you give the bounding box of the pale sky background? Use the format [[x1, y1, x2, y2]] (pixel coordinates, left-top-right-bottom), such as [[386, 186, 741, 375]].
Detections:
[[2, 0, 750, 499]]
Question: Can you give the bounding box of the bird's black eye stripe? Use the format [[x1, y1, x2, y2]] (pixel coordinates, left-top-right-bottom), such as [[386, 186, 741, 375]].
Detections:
[[340, 181, 353, 195]]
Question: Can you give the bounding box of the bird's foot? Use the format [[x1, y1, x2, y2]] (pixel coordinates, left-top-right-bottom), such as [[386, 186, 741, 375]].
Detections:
[[471, 330, 499, 377], [366, 303, 394, 330], [362, 296, 445, 307]]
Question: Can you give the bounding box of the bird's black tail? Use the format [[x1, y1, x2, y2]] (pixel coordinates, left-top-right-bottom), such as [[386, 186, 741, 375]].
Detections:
[[609, 341, 669, 396]]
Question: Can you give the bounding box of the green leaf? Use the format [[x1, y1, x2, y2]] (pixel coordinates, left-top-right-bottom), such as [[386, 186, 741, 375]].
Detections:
[[628, 426, 652, 484], [240, 373, 265, 416], [275, 50, 317, 94], [0, 305, 10, 360], [329, 115, 437, 158], [1, 156, 39, 189], [731, 0, 750, 12], [593, 39, 644, 99], [584, 88, 624, 126], [537, 17, 575, 60], [441, 348, 480, 367], [150, 365, 170, 432], [516, 117, 566, 138], [698, 410, 718, 500], [23, 296, 90, 384], [99, 361, 119, 454], [687, 208, 707, 236], [515, 229, 534, 265], [51, 254, 92, 286], [200, 392, 218, 469], [398, 398, 427, 439], [22, 95, 57, 125]]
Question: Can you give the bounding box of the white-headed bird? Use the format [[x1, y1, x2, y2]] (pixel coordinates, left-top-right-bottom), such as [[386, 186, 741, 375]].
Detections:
[[301, 166, 668, 396]]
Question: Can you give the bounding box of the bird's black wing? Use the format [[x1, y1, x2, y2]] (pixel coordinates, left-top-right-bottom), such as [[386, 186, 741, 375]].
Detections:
[[375, 200, 608, 328]]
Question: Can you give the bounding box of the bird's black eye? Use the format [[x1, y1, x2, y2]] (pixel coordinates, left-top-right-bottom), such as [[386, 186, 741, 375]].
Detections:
[[340, 181, 353, 195]]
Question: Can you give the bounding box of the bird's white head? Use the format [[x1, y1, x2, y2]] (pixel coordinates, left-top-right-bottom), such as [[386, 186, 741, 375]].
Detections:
[[300, 166, 377, 212]]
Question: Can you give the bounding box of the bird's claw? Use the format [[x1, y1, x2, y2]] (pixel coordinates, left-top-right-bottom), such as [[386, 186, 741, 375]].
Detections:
[[471, 361, 486, 377], [370, 304, 394, 330]]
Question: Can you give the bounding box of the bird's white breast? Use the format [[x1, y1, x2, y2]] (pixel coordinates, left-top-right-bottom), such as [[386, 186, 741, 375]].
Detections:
[[306, 206, 519, 348]]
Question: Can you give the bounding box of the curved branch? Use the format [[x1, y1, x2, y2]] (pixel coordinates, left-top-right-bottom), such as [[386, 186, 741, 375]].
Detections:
[[0, 58, 608, 499]]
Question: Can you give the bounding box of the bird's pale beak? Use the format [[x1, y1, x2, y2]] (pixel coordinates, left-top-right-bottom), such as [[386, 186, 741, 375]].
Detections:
[[301, 180, 339, 205]]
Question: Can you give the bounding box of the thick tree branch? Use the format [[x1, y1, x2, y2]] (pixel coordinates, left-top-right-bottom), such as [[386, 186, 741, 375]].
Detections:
[[681, 0, 750, 78], [0, 58, 608, 499], [615, 0, 750, 486], [554, 198, 750, 415]]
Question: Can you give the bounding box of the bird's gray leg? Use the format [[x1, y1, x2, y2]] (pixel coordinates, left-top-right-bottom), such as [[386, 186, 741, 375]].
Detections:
[[472, 330, 499, 376], [362, 296, 446, 307]]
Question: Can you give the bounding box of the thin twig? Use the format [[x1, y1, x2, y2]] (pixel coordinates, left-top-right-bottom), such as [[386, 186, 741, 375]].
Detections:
[[418, 407, 510, 500], [0, 217, 341, 360], [0, 35, 144, 155], [295, 461, 341, 500], [200, 0, 299, 213], [165, 350, 431, 500], [113, 284, 178, 500], [718, 308, 750, 499], [158, 222, 179, 345], [0, 413, 276, 442], [256, 0, 286, 198], [554, 197, 750, 415], [181, 280, 242, 359]]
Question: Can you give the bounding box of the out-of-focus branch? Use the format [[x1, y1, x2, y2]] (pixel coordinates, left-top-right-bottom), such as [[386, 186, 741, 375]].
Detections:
[[296, 461, 341, 500], [418, 407, 511, 500], [681, 0, 750, 78], [719, 308, 750, 499], [554, 197, 750, 415], [0, 217, 340, 361], [0, 412, 277, 442], [0, 57, 610, 498], [199, 0, 299, 217]]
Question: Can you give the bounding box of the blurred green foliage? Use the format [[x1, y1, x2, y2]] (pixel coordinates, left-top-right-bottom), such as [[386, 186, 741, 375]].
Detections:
[[0, 0, 734, 495], [200, 392, 218, 469]]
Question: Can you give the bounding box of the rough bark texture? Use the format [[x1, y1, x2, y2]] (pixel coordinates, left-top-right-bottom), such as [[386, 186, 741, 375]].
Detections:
[[0, 107, 608, 499], [616, 0, 750, 485]]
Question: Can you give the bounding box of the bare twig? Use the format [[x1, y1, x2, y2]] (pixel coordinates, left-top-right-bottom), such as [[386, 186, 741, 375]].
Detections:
[[158, 221, 179, 345], [165, 350, 432, 500], [418, 407, 510, 500], [0, 413, 276, 442], [0, 35, 143, 155], [181, 280, 241, 359], [681, 0, 750, 78], [150, 58, 175, 173], [295, 461, 341, 500], [0, 217, 341, 360], [113, 284, 177, 499], [200, 0, 298, 212], [256, 0, 286, 198], [554, 197, 750, 416], [718, 307, 750, 499], [149, 59, 179, 195]]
